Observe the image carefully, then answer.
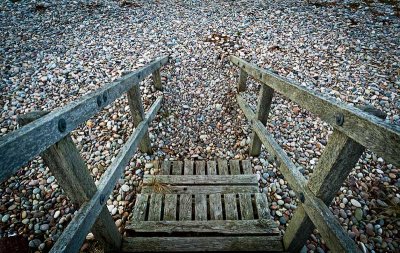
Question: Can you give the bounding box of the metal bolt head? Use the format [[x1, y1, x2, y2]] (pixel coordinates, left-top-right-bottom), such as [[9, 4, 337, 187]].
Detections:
[[58, 119, 67, 133], [335, 113, 344, 126], [99, 194, 105, 205]]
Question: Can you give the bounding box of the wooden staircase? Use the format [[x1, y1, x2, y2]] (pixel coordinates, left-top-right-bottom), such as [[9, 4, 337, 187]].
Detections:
[[122, 160, 283, 252]]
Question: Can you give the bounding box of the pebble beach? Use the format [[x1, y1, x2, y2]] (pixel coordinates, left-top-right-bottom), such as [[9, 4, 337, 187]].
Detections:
[[0, 0, 399, 252]]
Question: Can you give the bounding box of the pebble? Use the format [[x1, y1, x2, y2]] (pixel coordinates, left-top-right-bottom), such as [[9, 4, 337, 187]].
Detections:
[[54, 211, 61, 219], [47, 176, 55, 184], [121, 184, 130, 192], [351, 199, 362, 208]]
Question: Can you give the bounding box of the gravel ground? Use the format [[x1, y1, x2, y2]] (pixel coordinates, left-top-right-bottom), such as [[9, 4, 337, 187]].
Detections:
[[0, 0, 399, 252]]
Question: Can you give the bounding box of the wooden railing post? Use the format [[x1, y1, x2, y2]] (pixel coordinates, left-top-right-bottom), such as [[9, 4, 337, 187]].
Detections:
[[249, 85, 274, 156], [152, 69, 163, 91], [125, 73, 153, 154], [18, 112, 122, 253], [283, 107, 386, 252], [237, 69, 248, 92]]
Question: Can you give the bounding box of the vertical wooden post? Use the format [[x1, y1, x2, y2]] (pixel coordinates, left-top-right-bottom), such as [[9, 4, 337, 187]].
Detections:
[[249, 85, 274, 156], [18, 112, 122, 253], [152, 69, 163, 91], [127, 84, 153, 154], [237, 69, 248, 92], [283, 107, 386, 252]]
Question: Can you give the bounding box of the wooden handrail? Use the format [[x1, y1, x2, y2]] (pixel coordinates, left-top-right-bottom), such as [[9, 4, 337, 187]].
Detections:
[[230, 55, 400, 166], [232, 55, 400, 252], [0, 56, 168, 183], [49, 97, 162, 253]]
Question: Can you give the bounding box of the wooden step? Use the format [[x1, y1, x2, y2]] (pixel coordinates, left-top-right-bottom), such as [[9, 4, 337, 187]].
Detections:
[[126, 219, 279, 236], [121, 236, 284, 252]]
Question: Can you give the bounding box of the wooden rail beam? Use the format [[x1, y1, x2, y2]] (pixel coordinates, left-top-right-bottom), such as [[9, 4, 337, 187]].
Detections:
[[237, 69, 248, 92], [0, 56, 168, 183], [283, 108, 386, 252], [152, 69, 163, 91], [230, 55, 400, 166], [18, 112, 122, 252], [49, 97, 162, 253], [249, 85, 274, 156]]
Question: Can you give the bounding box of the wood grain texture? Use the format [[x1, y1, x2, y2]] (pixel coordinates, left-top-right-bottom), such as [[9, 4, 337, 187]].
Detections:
[[239, 193, 254, 220], [126, 219, 279, 235], [224, 194, 239, 220], [172, 161, 183, 175], [209, 194, 223, 220], [252, 119, 361, 253], [195, 161, 205, 175], [127, 84, 152, 154], [48, 97, 162, 253], [163, 194, 177, 221], [179, 194, 192, 221], [122, 236, 283, 252], [241, 160, 253, 174], [255, 193, 271, 219], [148, 194, 163, 221], [249, 85, 274, 156], [229, 160, 240, 175], [152, 69, 163, 91], [217, 159, 229, 175], [0, 56, 168, 183], [284, 129, 366, 252], [195, 194, 207, 221], [231, 55, 400, 166], [184, 160, 194, 175], [161, 160, 171, 175], [141, 185, 258, 194], [237, 69, 248, 92], [132, 194, 149, 221], [207, 160, 217, 175], [143, 175, 258, 185], [18, 112, 121, 252], [237, 94, 255, 122]]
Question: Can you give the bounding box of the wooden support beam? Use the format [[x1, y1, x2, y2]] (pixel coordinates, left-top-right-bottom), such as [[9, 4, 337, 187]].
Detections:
[[152, 69, 163, 91], [18, 112, 121, 252], [49, 97, 162, 253], [249, 85, 274, 156], [237, 69, 248, 92], [127, 84, 153, 154], [0, 56, 169, 183], [252, 120, 361, 253], [230, 55, 400, 166], [284, 109, 386, 252]]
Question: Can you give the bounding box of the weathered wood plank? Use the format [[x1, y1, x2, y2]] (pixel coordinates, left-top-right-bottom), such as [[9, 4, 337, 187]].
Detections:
[[195, 194, 207, 221], [126, 219, 279, 235], [163, 194, 177, 221], [18, 112, 121, 252], [284, 126, 372, 251], [148, 194, 163, 221], [231, 55, 400, 166], [217, 159, 229, 175], [48, 97, 163, 253], [143, 175, 258, 185], [152, 69, 163, 91], [0, 56, 168, 183], [207, 160, 217, 175], [252, 119, 361, 253], [239, 193, 254, 220], [132, 194, 149, 221], [237, 69, 248, 92], [237, 94, 255, 122], [127, 83, 152, 154], [161, 160, 171, 175], [255, 193, 271, 219], [184, 160, 194, 175], [224, 194, 238, 220], [241, 160, 253, 174], [172, 161, 183, 175], [229, 160, 241, 175], [249, 85, 274, 156], [122, 236, 284, 252], [141, 185, 258, 194], [195, 160, 205, 175], [179, 194, 192, 221], [209, 194, 223, 220]]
